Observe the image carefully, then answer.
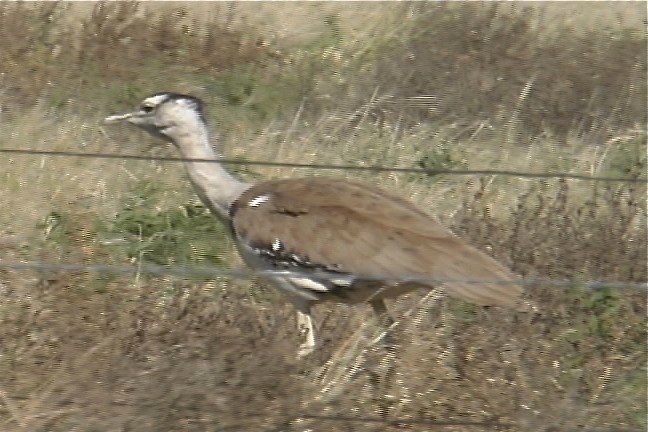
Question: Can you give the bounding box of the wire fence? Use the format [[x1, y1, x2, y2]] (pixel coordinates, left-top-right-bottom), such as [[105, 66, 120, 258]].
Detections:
[[1, 260, 645, 291], [0, 147, 644, 431], [0, 147, 645, 291], [226, 412, 639, 431], [1, 148, 646, 183], [251, 412, 516, 429]]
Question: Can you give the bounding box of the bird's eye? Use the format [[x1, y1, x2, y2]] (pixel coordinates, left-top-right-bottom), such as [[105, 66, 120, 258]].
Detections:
[[141, 105, 154, 113]]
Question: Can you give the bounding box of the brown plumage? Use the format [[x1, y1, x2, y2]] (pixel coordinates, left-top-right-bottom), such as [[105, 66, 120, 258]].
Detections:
[[231, 177, 523, 307], [105, 92, 527, 357]]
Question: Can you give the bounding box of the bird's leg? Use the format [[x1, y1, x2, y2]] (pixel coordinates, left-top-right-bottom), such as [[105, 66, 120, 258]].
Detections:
[[438, 300, 459, 379], [294, 301, 316, 358], [369, 299, 396, 348], [368, 298, 397, 419]]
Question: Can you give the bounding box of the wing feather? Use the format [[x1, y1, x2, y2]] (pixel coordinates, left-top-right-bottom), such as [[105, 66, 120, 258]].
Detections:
[[231, 177, 523, 307]]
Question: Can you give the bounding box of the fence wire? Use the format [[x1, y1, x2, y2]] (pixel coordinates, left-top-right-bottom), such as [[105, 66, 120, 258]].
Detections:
[[0, 148, 645, 290], [1, 148, 646, 183], [256, 412, 514, 429], [1, 260, 645, 291], [238, 412, 638, 431]]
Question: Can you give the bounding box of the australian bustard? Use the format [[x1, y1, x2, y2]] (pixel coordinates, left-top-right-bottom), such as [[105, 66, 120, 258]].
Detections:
[[105, 92, 526, 357]]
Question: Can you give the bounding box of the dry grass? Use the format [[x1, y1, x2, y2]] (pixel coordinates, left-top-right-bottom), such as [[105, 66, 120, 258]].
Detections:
[[0, 2, 646, 431], [1, 106, 645, 432]]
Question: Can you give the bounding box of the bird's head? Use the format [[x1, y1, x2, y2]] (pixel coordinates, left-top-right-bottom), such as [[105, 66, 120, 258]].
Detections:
[[104, 92, 207, 143]]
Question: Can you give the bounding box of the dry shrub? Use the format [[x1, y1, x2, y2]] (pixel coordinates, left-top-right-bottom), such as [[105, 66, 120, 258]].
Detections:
[[371, 3, 646, 139], [74, 3, 268, 79], [452, 179, 646, 283], [0, 178, 644, 431], [0, 2, 275, 110], [0, 271, 314, 431]]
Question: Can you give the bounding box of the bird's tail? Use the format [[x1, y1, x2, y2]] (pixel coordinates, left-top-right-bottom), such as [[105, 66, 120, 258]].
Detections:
[[431, 241, 531, 311]]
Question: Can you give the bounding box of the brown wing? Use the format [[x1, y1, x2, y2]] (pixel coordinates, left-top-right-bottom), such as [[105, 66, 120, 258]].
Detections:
[[231, 177, 523, 307]]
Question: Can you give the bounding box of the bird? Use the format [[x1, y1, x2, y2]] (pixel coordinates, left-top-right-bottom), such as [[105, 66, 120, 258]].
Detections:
[[104, 92, 526, 358]]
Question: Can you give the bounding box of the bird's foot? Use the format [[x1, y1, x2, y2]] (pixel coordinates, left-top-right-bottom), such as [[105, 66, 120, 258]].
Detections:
[[297, 341, 316, 359], [296, 308, 316, 359]]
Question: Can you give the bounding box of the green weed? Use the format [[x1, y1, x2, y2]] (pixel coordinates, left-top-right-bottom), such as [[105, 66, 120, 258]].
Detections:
[[106, 181, 231, 270]]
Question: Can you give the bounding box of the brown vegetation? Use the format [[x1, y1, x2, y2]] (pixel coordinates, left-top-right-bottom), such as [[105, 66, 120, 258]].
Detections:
[[0, 2, 645, 431]]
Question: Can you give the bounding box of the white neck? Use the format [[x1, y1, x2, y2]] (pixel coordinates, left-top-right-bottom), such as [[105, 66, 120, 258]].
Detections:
[[169, 127, 250, 221]]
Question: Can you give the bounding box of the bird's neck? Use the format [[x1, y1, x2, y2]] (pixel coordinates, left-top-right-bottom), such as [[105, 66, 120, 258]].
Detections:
[[171, 128, 250, 221]]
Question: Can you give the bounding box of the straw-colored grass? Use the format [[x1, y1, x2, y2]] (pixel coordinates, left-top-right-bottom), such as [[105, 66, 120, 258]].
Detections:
[[0, 2, 645, 431]]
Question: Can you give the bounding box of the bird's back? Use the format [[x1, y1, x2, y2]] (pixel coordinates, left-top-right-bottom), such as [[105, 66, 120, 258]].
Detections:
[[230, 177, 523, 307]]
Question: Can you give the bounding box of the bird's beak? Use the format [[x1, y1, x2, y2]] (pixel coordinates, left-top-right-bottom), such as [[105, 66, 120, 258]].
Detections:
[[103, 112, 134, 124]]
